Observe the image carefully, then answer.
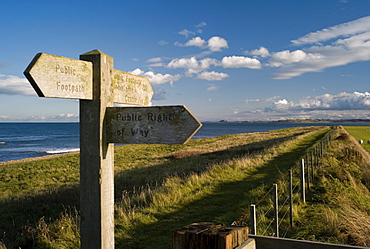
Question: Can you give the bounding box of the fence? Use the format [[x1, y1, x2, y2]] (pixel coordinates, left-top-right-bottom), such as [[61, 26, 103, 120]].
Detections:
[[173, 126, 370, 248], [232, 126, 336, 238]]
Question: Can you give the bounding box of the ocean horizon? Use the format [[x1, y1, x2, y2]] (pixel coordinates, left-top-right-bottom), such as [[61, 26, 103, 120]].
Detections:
[[1, 121, 370, 162]]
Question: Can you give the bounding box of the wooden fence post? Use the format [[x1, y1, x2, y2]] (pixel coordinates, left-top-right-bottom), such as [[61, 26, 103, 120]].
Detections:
[[273, 184, 279, 237], [289, 170, 293, 228], [250, 204, 257, 235], [311, 150, 315, 181], [306, 154, 310, 191], [300, 159, 306, 203]]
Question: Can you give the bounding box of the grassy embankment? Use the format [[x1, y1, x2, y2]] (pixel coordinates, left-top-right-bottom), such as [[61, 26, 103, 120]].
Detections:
[[2, 125, 369, 248], [288, 126, 370, 246]]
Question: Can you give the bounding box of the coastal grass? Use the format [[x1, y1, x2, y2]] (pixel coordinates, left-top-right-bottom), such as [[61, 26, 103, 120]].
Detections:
[[288, 126, 370, 246], [0, 126, 330, 248]]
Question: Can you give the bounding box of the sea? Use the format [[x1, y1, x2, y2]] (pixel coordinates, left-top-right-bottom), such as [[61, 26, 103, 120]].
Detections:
[[1, 121, 370, 162]]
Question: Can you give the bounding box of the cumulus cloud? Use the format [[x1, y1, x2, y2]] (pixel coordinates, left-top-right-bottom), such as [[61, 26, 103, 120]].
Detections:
[[208, 36, 228, 51], [247, 46, 271, 58], [167, 57, 219, 75], [129, 68, 181, 85], [0, 74, 36, 95], [175, 36, 228, 52], [271, 92, 370, 111], [196, 71, 229, 81], [165, 55, 262, 80], [183, 37, 207, 48], [268, 50, 324, 68], [222, 56, 261, 69], [232, 92, 370, 121]]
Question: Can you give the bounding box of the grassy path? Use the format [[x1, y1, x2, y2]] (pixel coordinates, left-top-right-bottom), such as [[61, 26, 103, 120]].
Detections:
[[114, 127, 329, 248]]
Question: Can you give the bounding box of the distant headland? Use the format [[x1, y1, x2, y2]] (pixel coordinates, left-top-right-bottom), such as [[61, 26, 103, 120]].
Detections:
[[218, 119, 370, 123]]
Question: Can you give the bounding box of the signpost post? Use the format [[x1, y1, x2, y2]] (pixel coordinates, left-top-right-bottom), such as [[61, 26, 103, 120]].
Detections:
[[24, 50, 202, 249]]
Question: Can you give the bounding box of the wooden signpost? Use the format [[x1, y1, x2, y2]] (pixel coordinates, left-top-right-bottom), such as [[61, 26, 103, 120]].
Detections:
[[23, 49, 202, 249]]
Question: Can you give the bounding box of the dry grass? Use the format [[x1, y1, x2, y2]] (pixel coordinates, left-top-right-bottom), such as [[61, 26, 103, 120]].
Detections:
[[291, 126, 370, 246]]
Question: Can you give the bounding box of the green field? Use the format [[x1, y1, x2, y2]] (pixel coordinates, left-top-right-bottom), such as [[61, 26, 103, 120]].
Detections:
[[344, 126, 370, 153]]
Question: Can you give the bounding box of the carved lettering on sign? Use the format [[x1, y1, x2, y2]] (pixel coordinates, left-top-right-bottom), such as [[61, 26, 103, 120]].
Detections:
[[106, 106, 202, 144], [112, 69, 153, 106], [56, 64, 76, 75]]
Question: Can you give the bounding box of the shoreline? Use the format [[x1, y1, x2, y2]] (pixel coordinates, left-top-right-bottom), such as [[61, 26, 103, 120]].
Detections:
[[0, 151, 79, 166]]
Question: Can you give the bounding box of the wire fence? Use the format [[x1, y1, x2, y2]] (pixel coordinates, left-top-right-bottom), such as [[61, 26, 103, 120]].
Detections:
[[232, 126, 337, 238]]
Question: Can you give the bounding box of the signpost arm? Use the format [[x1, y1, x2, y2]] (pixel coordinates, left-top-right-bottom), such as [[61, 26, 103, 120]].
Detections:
[[79, 50, 115, 249]]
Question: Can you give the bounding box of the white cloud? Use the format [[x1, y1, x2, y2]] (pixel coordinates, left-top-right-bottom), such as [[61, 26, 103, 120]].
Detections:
[[196, 71, 229, 81], [242, 15, 370, 79], [178, 29, 195, 38], [175, 36, 228, 52], [292, 16, 370, 45], [271, 92, 370, 111], [167, 57, 219, 75], [146, 57, 163, 63], [245, 96, 280, 103], [208, 36, 228, 51], [196, 22, 207, 28], [232, 92, 370, 121], [146, 57, 166, 67], [207, 85, 219, 91], [268, 50, 307, 67], [176, 36, 207, 48], [222, 56, 261, 69], [186, 37, 207, 47], [248, 46, 270, 58], [0, 74, 36, 96], [158, 40, 168, 45], [129, 68, 181, 85], [272, 41, 368, 79]]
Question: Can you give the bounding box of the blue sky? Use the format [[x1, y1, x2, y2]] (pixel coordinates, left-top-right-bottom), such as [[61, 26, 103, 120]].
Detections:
[[2, 0, 370, 122]]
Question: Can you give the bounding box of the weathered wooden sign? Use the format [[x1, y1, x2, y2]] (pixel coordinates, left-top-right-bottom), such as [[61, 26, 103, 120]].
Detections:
[[106, 105, 202, 144], [24, 53, 93, 99], [24, 52, 154, 106], [112, 69, 153, 106]]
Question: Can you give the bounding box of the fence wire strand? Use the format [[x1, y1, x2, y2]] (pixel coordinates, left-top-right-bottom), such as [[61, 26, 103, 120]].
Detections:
[[233, 127, 335, 238]]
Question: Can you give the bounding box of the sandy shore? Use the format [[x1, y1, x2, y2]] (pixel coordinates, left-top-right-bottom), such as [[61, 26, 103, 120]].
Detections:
[[0, 151, 80, 166]]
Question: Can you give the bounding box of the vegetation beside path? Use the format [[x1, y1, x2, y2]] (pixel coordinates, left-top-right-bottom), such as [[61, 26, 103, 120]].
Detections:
[[290, 126, 370, 246]]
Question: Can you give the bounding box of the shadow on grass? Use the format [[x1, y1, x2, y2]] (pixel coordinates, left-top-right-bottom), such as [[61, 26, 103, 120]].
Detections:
[[114, 130, 327, 248], [0, 128, 326, 248], [113, 131, 309, 199]]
